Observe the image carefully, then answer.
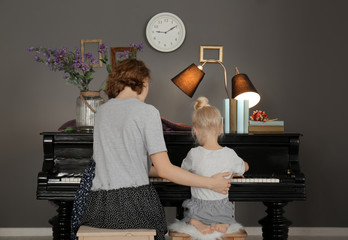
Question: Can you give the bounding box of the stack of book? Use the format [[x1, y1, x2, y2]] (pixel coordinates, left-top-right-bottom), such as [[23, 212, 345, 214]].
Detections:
[[249, 120, 284, 133]]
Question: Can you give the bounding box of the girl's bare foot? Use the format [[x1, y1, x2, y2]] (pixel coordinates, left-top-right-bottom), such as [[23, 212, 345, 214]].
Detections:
[[213, 223, 229, 233], [189, 218, 214, 234]]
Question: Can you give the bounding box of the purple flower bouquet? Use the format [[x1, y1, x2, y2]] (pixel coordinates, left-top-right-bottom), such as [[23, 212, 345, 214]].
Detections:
[[28, 44, 110, 91]]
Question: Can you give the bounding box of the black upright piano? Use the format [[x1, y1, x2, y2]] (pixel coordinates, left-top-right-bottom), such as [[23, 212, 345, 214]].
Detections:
[[37, 132, 305, 240]]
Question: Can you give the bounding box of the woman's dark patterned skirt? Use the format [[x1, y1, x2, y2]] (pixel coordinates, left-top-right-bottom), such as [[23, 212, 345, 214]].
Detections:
[[80, 185, 167, 240], [71, 158, 96, 240], [70, 158, 167, 240]]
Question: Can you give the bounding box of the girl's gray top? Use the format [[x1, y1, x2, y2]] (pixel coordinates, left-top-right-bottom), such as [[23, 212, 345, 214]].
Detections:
[[91, 98, 167, 190], [181, 146, 245, 200]]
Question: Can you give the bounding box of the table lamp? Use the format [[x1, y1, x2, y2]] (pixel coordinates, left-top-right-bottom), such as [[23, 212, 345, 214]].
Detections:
[[171, 45, 261, 133], [232, 67, 260, 108], [172, 46, 231, 99]]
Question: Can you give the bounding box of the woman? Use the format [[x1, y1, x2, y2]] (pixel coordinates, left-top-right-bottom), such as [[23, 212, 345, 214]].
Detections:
[[76, 59, 232, 240]]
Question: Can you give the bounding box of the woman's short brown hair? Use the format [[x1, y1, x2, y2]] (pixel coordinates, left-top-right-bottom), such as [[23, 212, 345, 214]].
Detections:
[[105, 58, 150, 98]]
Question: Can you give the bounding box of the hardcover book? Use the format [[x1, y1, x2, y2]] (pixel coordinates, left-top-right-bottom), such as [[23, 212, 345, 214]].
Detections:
[[249, 120, 284, 126], [223, 98, 237, 133], [249, 125, 284, 133], [249, 120, 284, 133]]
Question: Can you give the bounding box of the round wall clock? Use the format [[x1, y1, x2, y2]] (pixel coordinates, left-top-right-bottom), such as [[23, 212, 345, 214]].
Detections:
[[146, 12, 186, 52]]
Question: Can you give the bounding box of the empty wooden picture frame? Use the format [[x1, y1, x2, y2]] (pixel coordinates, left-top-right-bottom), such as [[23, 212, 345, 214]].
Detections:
[[110, 47, 136, 67], [81, 39, 103, 68], [199, 45, 223, 63]]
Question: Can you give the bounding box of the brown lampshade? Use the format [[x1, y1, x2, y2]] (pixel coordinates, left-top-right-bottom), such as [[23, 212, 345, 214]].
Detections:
[[232, 73, 260, 108], [171, 63, 205, 97]]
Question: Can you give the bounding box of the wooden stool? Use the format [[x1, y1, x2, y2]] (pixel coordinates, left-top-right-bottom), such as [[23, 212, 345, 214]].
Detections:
[[77, 225, 156, 240], [169, 229, 247, 240]]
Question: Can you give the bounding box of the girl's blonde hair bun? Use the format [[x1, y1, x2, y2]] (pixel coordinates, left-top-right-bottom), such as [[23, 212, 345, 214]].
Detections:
[[192, 96, 223, 145], [194, 96, 210, 110]]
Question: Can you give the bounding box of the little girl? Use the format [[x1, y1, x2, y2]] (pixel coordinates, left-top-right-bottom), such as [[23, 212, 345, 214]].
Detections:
[[179, 97, 249, 235]]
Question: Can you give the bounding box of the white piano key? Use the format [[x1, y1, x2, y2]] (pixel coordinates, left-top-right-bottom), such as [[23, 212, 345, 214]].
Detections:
[[74, 178, 81, 182], [48, 179, 60, 182]]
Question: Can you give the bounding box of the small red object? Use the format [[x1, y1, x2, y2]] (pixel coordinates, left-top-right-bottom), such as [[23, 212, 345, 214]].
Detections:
[[250, 110, 269, 121]]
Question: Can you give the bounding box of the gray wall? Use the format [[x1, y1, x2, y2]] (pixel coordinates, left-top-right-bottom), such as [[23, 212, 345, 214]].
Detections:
[[1, 0, 347, 228]]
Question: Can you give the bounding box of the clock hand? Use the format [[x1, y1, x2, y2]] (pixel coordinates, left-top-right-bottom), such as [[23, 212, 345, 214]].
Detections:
[[156, 30, 166, 33], [165, 25, 177, 34]]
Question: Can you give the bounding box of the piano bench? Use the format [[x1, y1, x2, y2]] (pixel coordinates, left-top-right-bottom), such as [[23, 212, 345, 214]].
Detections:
[[169, 229, 247, 240], [77, 226, 156, 240]]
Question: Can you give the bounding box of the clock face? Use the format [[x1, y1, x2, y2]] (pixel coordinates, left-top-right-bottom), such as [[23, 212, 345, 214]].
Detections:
[[146, 12, 186, 52]]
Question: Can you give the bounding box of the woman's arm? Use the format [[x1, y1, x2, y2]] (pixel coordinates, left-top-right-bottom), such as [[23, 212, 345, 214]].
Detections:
[[149, 166, 159, 177], [151, 151, 232, 194]]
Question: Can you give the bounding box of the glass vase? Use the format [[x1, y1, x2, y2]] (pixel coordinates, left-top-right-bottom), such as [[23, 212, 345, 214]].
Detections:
[[76, 91, 104, 132]]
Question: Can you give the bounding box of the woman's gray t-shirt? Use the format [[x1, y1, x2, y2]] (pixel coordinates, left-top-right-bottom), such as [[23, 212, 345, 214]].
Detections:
[[91, 98, 167, 190]]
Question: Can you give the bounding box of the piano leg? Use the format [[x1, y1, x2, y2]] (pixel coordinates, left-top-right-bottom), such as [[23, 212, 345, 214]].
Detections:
[[49, 201, 73, 240], [176, 204, 184, 220], [258, 202, 292, 240]]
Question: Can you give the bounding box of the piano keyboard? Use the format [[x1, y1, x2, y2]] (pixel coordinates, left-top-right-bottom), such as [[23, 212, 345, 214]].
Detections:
[[150, 177, 280, 183], [48, 177, 81, 183], [231, 178, 279, 183], [48, 176, 279, 184], [149, 177, 171, 182]]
